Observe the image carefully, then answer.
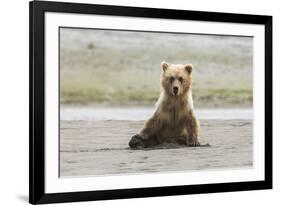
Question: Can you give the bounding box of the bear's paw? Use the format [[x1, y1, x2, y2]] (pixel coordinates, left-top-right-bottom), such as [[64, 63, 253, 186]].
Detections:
[[129, 134, 145, 149]]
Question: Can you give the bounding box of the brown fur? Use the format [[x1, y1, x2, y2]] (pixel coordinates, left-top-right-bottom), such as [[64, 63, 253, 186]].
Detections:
[[138, 62, 200, 147]]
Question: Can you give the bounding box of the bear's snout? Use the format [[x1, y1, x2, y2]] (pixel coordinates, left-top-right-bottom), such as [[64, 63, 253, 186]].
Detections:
[[173, 86, 179, 95]]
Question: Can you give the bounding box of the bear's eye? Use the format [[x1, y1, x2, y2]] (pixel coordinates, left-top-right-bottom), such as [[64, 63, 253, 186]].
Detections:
[[179, 77, 183, 83], [169, 77, 175, 82]]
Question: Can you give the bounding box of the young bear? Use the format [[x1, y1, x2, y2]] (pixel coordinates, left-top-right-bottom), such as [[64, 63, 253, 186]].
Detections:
[[129, 62, 200, 149]]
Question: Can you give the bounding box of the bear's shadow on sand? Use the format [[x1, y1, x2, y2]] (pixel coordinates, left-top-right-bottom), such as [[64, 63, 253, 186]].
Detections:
[[128, 134, 210, 150], [128, 143, 211, 151], [89, 143, 211, 153]]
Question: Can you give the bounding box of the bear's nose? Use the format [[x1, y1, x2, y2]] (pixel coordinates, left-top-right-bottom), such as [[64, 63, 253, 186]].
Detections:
[[173, 87, 178, 95]]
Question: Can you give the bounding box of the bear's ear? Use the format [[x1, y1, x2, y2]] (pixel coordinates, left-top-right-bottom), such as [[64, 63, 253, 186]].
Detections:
[[184, 64, 193, 74], [161, 61, 169, 72]]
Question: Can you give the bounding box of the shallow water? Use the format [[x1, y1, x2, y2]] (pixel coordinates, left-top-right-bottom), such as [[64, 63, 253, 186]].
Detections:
[[61, 106, 253, 121]]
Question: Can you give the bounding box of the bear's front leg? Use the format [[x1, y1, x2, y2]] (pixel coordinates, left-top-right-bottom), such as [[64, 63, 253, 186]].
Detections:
[[186, 111, 200, 146], [129, 116, 161, 149]]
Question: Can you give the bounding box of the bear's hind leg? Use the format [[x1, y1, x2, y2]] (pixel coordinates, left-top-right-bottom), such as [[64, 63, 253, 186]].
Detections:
[[129, 134, 145, 149], [129, 134, 160, 149]]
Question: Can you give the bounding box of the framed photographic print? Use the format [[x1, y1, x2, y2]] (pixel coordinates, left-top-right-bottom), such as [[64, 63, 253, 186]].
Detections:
[[29, 0, 272, 204]]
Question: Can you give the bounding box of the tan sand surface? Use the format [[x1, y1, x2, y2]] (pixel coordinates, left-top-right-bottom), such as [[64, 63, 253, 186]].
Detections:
[[60, 120, 252, 177]]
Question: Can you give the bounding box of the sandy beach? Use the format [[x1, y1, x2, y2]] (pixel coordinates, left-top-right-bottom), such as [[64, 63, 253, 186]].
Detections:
[[60, 117, 253, 177]]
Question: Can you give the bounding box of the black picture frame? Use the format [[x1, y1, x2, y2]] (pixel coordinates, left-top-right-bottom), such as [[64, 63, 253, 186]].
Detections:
[[29, 0, 272, 204]]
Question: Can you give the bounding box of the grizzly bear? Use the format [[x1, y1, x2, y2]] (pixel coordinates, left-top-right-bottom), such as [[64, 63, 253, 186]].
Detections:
[[129, 61, 200, 149]]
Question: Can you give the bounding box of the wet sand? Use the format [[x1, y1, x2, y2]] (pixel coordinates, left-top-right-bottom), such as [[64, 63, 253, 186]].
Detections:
[[60, 119, 253, 177]]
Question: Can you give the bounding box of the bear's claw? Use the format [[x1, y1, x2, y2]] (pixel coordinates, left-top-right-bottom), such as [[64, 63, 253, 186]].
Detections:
[[188, 142, 201, 147], [129, 134, 145, 149]]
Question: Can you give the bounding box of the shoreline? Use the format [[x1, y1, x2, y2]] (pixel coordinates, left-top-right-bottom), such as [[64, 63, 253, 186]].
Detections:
[[60, 106, 253, 121], [61, 103, 253, 109]]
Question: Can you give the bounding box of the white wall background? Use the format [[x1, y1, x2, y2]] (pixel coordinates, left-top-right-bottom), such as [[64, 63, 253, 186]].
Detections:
[[0, 0, 279, 204]]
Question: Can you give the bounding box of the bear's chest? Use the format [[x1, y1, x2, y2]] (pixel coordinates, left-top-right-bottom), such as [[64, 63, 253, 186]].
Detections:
[[155, 103, 192, 143], [162, 104, 189, 123]]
